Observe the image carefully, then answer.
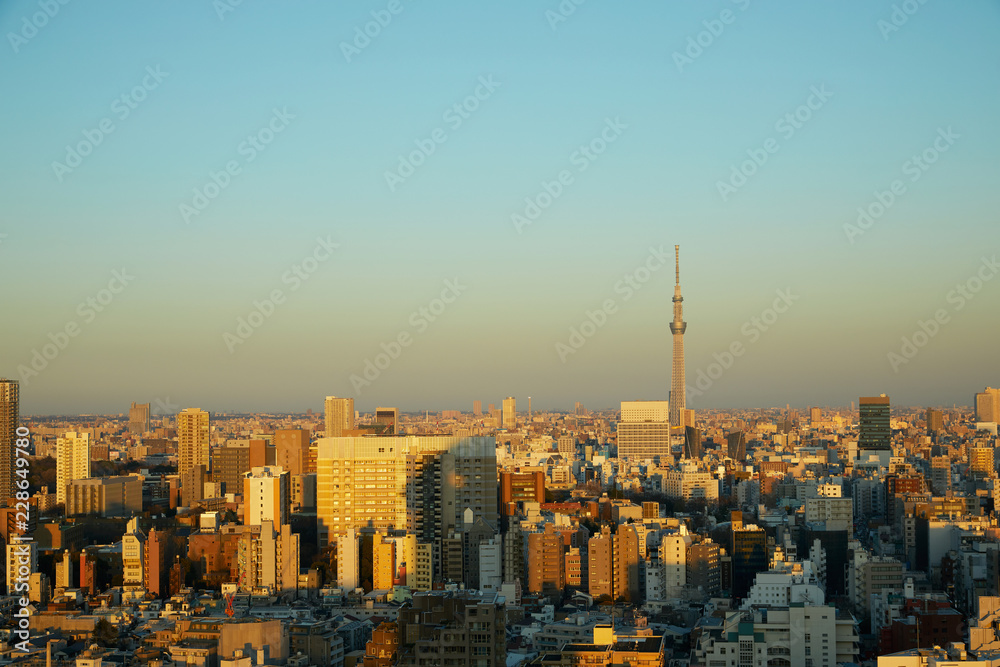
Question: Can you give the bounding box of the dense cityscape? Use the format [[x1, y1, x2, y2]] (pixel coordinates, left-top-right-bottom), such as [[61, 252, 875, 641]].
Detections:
[[4, 3, 998, 667], [2, 251, 999, 667]]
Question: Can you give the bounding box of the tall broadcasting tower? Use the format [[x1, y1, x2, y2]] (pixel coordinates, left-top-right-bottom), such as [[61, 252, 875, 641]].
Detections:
[[669, 245, 686, 430]]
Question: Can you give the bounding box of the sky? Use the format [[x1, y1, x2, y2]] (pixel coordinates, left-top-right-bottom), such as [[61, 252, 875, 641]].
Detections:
[[1, 0, 998, 415]]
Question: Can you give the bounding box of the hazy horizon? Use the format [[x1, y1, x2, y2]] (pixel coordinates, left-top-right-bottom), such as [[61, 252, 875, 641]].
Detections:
[[3, 1, 998, 414]]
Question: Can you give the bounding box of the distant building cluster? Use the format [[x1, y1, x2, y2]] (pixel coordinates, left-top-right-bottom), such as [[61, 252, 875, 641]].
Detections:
[[2, 257, 999, 667]]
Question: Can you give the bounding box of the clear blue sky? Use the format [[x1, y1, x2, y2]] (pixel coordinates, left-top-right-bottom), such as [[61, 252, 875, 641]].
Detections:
[[2, 0, 998, 414]]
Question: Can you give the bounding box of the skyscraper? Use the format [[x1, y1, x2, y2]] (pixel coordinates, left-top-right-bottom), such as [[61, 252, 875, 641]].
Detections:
[[177, 408, 210, 477], [731, 513, 767, 601], [128, 402, 150, 435], [975, 387, 1000, 423], [684, 425, 702, 459], [0, 379, 18, 504], [324, 396, 354, 437], [726, 430, 746, 462], [56, 432, 91, 504], [926, 408, 944, 435], [617, 400, 671, 460], [859, 395, 891, 451], [473, 400, 482, 416], [669, 246, 687, 430], [502, 397, 516, 430]]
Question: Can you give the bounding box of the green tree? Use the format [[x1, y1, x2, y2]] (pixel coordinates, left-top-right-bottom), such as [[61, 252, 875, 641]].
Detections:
[[91, 618, 118, 647]]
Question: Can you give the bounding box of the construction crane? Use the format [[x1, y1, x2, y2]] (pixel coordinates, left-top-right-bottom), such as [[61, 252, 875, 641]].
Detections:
[[224, 571, 245, 617]]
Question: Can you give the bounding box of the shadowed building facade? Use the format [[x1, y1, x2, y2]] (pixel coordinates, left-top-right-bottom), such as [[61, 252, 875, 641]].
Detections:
[[859, 395, 891, 451], [0, 379, 18, 504]]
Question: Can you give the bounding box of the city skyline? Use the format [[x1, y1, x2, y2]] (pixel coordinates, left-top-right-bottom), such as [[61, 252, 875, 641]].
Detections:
[[3, 2, 998, 414]]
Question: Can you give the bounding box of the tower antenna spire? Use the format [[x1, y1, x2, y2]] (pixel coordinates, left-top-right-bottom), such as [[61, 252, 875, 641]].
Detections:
[[675, 244, 680, 286]]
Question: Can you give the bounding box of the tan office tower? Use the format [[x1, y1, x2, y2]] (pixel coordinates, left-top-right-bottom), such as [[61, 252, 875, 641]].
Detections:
[[177, 408, 210, 477], [975, 388, 1000, 423], [128, 402, 150, 435], [56, 432, 91, 504], [926, 408, 944, 434], [473, 400, 482, 416], [618, 400, 671, 460], [275, 429, 311, 476], [0, 379, 18, 504], [502, 397, 516, 430], [325, 396, 354, 437]]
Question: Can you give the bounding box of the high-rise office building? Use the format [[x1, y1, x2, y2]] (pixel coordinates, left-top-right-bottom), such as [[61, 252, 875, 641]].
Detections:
[[128, 402, 150, 435], [472, 400, 482, 416], [975, 387, 1000, 423], [614, 524, 641, 603], [274, 429, 311, 476], [926, 408, 944, 434], [177, 408, 210, 476], [211, 445, 250, 495], [502, 397, 516, 430], [56, 431, 91, 504], [181, 462, 206, 508], [859, 395, 891, 450], [618, 400, 671, 460], [731, 513, 767, 601], [684, 426, 701, 459], [527, 524, 566, 597], [375, 407, 399, 435], [588, 527, 613, 599], [588, 524, 640, 603], [669, 245, 687, 430], [687, 539, 721, 597], [316, 436, 498, 548], [324, 396, 354, 437], [244, 466, 290, 527], [726, 430, 746, 462], [0, 379, 18, 504]]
